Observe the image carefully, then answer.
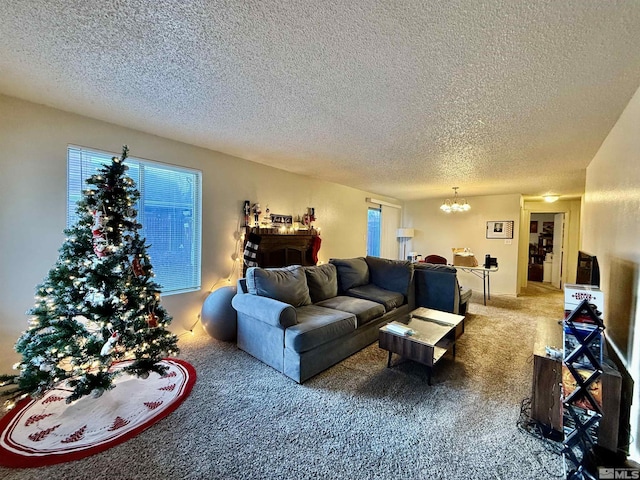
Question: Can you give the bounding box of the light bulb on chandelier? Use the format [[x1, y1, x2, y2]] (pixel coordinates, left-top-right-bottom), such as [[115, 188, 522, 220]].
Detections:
[[440, 187, 470, 213]]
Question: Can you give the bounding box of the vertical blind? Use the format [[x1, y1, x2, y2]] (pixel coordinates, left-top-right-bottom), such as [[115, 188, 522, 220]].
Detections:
[[367, 207, 381, 257], [67, 146, 202, 295], [380, 204, 401, 260], [366, 199, 402, 260]]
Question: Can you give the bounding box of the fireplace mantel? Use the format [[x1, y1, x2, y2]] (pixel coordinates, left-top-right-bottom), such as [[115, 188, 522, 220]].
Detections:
[[243, 226, 320, 275]]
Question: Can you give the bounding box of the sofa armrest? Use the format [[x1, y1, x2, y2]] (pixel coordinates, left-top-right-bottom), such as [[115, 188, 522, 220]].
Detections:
[[414, 264, 461, 314], [232, 293, 297, 328], [407, 273, 416, 310]]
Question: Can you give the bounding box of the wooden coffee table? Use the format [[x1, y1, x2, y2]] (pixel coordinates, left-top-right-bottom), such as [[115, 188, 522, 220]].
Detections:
[[378, 307, 465, 385]]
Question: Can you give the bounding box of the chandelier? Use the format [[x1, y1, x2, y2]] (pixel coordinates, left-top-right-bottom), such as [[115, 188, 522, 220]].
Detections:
[[440, 187, 470, 213]]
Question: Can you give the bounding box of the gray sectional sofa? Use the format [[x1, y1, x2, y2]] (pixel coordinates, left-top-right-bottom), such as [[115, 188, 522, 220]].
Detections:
[[232, 256, 414, 383], [231, 256, 472, 383]]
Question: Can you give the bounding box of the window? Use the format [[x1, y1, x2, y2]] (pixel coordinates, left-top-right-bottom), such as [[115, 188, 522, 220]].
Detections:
[[67, 146, 202, 295], [366, 198, 402, 259], [367, 207, 381, 257]]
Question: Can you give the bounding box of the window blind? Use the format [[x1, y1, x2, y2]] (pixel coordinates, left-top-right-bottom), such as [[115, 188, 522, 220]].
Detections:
[[380, 204, 401, 260], [67, 146, 202, 295], [367, 207, 381, 257]]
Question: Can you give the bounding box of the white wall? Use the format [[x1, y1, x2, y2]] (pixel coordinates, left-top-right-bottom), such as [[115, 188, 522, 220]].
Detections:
[[582, 85, 640, 461], [0, 94, 398, 372], [403, 194, 521, 296]]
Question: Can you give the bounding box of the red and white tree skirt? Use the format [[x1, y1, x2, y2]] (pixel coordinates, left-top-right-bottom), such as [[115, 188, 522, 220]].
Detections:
[[0, 358, 195, 468]]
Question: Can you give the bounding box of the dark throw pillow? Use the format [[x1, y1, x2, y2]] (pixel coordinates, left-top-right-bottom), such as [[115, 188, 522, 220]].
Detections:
[[329, 257, 370, 293], [304, 264, 339, 303], [246, 265, 312, 307]]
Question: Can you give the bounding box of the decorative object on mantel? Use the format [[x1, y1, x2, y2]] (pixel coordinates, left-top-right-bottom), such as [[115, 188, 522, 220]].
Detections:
[[440, 187, 470, 213], [261, 205, 272, 227], [270, 213, 293, 228], [251, 203, 261, 226], [486, 220, 514, 239], [303, 207, 316, 229], [247, 225, 320, 235], [243, 200, 251, 227]]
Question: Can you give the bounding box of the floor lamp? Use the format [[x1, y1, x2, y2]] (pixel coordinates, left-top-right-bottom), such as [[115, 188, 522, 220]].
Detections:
[[396, 228, 415, 260]]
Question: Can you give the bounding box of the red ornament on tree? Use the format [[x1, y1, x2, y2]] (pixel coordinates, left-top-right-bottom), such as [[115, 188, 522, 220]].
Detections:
[[132, 257, 144, 276], [147, 312, 158, 328]]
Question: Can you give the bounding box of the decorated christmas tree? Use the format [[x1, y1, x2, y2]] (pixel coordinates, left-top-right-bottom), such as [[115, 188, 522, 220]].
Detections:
[[2, 146, 179, 405]]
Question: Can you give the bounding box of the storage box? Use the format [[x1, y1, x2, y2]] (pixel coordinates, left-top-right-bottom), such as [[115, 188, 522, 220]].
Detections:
[[451, 248, 478, 267], [453, 255, 478, 267], [564, 284, 604, 323]]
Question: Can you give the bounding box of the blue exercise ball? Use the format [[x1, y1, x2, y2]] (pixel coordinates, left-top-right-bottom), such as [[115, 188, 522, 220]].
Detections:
[[201, 285, 237, 341]]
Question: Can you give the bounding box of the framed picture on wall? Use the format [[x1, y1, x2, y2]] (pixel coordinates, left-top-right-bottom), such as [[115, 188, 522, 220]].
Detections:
[[487, 220, 514, 239], [530, 221, 538, 233]]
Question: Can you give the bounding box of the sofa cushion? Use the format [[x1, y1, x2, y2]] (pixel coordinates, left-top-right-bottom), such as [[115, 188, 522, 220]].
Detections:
[[284, 305, 356, 353], [365, 256, 413, 296], [246, 265, 311, 307], [345, 284, 405, 312], [329, 257, 369, 292], [304, 264, 338, 303], [315, 296, 385, 327]]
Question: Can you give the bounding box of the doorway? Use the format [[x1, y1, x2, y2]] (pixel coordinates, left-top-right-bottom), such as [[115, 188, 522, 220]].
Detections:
[[518, 197, 581, 295], [527, 212, 565, 288]]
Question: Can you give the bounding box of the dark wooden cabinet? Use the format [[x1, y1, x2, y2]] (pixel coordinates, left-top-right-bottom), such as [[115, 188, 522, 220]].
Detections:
[[528, 264, 544, 282]]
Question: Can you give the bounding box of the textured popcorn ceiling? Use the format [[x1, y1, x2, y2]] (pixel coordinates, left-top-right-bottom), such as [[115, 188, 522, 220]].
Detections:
[[1, 1, 640, 200]]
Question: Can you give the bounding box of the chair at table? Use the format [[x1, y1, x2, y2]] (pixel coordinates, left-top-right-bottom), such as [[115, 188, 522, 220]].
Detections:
[[423, 254, 447, 265]]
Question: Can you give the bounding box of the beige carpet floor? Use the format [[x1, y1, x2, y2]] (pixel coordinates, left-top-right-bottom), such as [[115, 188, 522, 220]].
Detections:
[[0, 284, 566, 479]]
